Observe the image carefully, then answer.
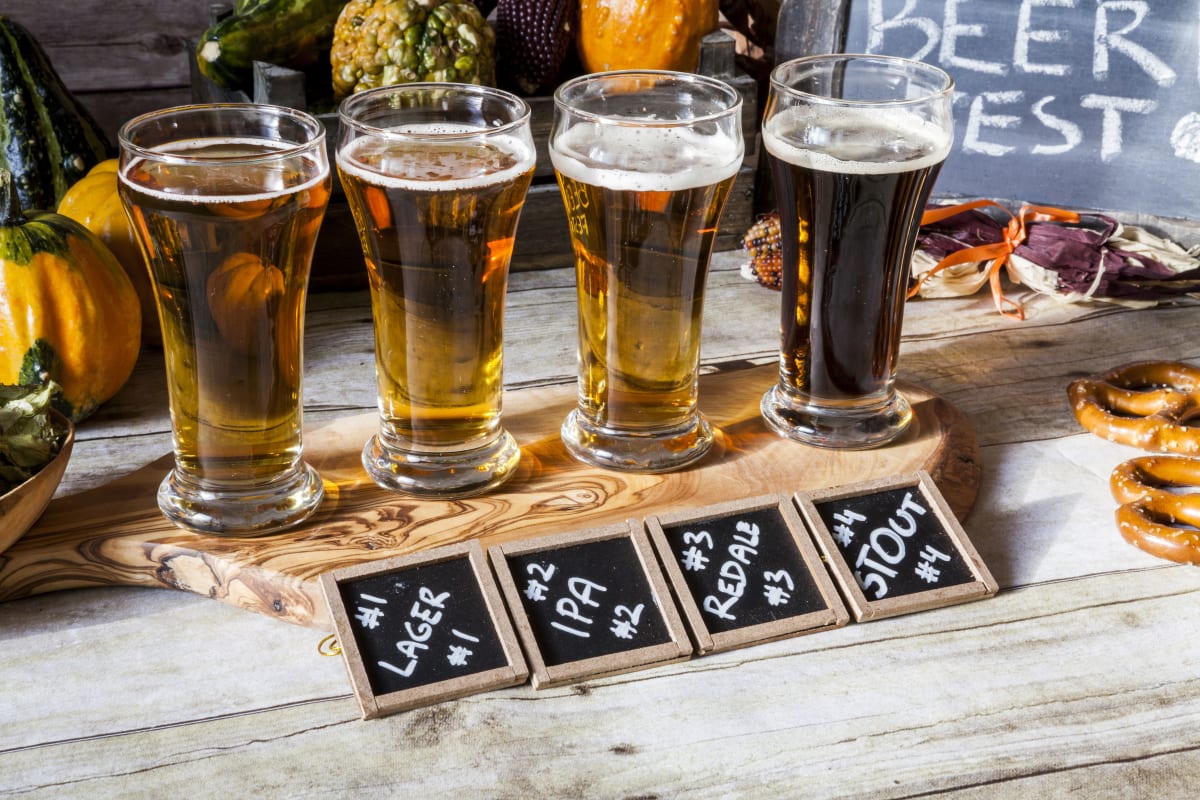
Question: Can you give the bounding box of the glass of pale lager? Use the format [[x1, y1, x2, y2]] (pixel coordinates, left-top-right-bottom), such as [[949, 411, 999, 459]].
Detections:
[[118, 104, 331, 534], [760, 55, 954, 449], [337, 84, 535, 497], [551, 71, 744, 472]]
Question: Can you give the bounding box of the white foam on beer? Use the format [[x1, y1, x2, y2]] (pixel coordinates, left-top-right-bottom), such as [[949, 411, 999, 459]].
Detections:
[[336, 124, 536, 192], [763, 107, 951, 175], [118, 137, 328, 203], [550, 124, 742, 191]]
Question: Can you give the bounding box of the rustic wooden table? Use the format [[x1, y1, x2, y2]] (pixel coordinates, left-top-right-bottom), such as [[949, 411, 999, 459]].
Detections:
[[3, 249, 1199, 797]]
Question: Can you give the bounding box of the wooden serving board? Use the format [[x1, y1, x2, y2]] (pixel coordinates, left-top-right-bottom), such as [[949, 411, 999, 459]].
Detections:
[[0, 363, 980, 629]]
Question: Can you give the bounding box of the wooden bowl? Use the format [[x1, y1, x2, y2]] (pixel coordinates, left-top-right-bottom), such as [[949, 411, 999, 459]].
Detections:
[[0, 410, 74, 555]]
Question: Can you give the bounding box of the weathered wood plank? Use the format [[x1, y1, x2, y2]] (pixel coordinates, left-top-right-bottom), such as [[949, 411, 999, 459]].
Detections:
[[2, 567, 1198, 797], [4, 3, 209, 142], [3, 2, 208, 86]]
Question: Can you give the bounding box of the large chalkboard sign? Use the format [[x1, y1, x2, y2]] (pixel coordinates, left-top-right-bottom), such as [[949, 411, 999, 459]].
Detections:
[[795, 472, 997, 621], [845, 0, 1200, 219], [489, 523, 692, 689], [646, 496, 849, 654], [319, 541, 528, 719]]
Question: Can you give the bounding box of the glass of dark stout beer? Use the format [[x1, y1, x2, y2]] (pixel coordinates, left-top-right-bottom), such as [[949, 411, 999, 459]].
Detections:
[[118, 104, 331, 535], [337, 84, 535, 497], [551, 71, 744, 472], [760, 55, 954, 449]]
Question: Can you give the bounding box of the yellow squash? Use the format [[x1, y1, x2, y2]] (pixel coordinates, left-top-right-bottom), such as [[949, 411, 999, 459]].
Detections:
[[0, 169, 141, 421], [57, 159, 160, 345]]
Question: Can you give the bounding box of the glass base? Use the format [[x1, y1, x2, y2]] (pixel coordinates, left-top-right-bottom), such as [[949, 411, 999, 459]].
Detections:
[[560, 409, 714, 473], [760, 384, 912, 450], [157, 462, 324, 536], [363, 430, 520, 499]]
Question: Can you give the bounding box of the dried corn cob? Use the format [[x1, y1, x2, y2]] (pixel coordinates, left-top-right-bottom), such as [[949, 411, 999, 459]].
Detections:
[[741, 211, 782, 290]]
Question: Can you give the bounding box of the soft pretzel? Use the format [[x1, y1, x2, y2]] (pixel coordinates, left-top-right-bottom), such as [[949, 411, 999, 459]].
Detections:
[[1068, 361, 1200, 453], [1109, 455, 1200, 565]]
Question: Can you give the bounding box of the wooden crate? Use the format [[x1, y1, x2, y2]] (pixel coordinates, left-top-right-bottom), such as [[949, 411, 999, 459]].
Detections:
[[190, 30, 760, 291]]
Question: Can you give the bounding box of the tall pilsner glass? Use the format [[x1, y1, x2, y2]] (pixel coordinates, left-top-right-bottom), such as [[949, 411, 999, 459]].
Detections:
[[337, 84, 535, 498], [118, 104, 330, 535], [551, 71, 744, 472], [760, 55, 954, 449]]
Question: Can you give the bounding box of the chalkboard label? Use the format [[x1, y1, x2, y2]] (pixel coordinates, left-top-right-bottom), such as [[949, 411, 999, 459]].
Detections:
[[795, 472, 997, 621], [646, 496, 850, 654], [319, 540, 528, 719], [489, 522, 692, 689], [845, 0, 1200, 219]]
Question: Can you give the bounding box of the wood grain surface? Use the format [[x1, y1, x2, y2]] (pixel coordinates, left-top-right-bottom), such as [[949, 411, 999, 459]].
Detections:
[[0, 364, 979, 627]]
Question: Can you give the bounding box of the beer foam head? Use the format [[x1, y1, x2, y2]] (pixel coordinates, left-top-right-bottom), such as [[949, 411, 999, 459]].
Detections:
[[337, 124, 536, 192], [550, 123, 742, 191], [763, 107, 951, 175], [119, 136, 328, 203]]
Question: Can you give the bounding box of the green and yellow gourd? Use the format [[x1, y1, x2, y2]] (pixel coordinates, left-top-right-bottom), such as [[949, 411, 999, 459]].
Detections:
[[0, 169, 141, 422], [0, 16, 111, 212]]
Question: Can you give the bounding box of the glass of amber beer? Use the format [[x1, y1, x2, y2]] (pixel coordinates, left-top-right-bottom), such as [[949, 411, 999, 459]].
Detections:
[[760, 55, 954, 449], [118, 104, 331, 534], [337, 84, 535, 497], [551, 71, 743, 472]]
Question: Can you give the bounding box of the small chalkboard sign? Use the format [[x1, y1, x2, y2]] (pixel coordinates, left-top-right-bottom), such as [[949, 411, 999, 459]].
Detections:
[[646, 496, 849, 654], [795, 472, 997, 621], [489, 522, 692, 689], [319, 540, 528, 719]]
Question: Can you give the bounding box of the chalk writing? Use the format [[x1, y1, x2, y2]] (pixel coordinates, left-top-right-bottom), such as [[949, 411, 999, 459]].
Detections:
[[504, 533, 674, 667], [846, 0, 1200, 217], [811, 484, 977, 601], [658, 506, 833, 636], [320, 541, 528, 718]]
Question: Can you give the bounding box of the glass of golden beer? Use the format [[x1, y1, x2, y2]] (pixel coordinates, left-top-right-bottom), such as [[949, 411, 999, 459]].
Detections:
[[118, 104, 331, 534], [551, 71, 744, 472], [337, 84, 535, 497], [760, 55, 954, 449]]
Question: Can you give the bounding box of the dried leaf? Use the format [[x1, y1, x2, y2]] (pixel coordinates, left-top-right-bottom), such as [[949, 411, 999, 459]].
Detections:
[[0, 382, 65, 494]]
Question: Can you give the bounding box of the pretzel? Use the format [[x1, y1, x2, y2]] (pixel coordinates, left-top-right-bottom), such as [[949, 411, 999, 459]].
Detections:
[[1109, 455, 1200, 565], [1068, 361, 1200, 453]]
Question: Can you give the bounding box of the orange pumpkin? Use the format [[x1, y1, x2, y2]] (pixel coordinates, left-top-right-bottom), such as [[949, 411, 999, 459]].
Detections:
[[57, 159, 160, 346], [206, 251, 285, 355], [577, 0, 719, 74], [0, 169, 141, 421]]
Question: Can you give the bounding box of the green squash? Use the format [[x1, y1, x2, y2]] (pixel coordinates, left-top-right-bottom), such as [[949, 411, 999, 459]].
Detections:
[[0, 16, 111, 212]]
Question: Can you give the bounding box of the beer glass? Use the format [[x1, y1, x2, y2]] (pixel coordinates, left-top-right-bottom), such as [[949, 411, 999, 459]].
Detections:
[[551, 71, 744, 472], [118, 104, 330, 535], [337, 84, 535, 498], [760, 55, 954, 449]]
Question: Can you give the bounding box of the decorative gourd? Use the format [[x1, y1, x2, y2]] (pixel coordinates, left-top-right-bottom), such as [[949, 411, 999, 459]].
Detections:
[[330, 0, 497, 100], [0, 169, 141, 422], [206, 251, 284, 355], [0, 16, 111, 212], [196, 0, 348, 93], [576, 0, 719, 74], [57, 160, 160, 346]]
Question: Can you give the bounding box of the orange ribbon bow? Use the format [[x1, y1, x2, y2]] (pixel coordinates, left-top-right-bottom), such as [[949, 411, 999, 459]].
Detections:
[[910, 199, 1081, 320]]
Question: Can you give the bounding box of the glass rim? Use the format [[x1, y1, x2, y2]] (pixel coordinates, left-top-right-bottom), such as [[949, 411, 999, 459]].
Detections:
[[336, 81, 532, 141], [770, 53, 955, 108], [117, 102, 327, 166], [553, 69, 743, 128]]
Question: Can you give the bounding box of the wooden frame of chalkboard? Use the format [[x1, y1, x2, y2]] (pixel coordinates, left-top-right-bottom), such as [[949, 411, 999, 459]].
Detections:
[[795, 471, 998, 622], [319, 540, 529, 720], [489, 521, 692, 689], [646, 495, 850, 654]]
